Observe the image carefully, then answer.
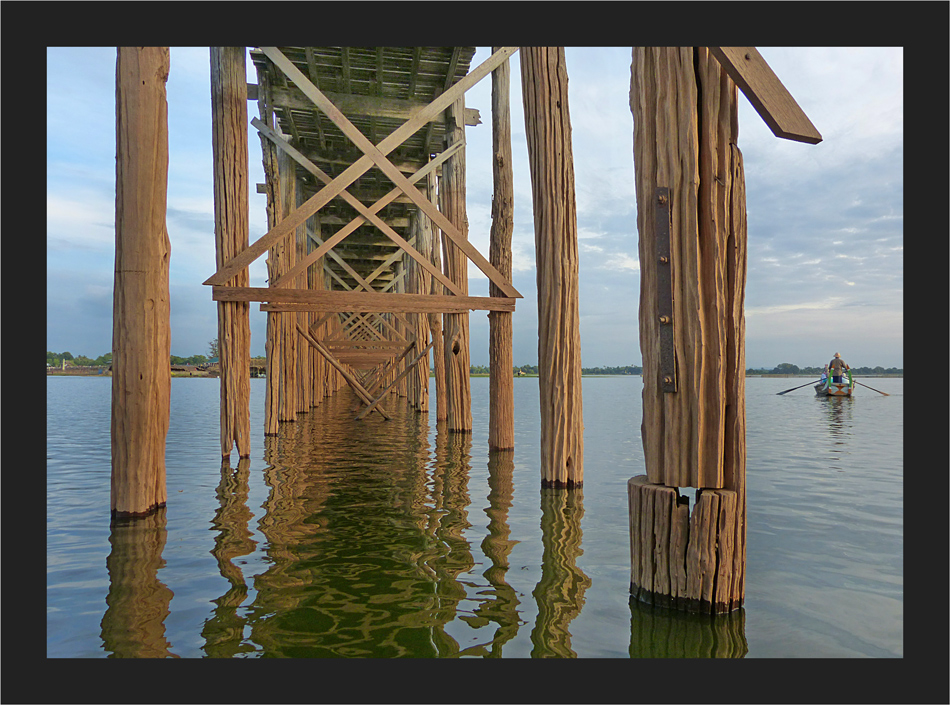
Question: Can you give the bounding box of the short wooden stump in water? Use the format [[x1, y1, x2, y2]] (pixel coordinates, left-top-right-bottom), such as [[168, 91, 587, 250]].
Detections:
[[628, 476, 744, 614]]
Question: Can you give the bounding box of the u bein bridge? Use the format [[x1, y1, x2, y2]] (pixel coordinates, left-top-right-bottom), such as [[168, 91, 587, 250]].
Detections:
[[112, 46, 819, 614]]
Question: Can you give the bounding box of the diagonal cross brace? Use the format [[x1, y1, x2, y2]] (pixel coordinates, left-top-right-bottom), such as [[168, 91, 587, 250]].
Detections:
[[252, 117, 465, 297], [296, 322, 390, 419], [263, 46, 521, 299], [204, 46, 519, 291], [276, 139, 462, 290]]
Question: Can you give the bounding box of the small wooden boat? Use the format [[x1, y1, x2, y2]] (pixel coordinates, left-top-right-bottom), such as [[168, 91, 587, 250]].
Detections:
[[815, 372, 854, 397]]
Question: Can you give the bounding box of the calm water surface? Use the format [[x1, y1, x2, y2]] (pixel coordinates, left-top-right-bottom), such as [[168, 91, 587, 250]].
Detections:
[[46, 375, 902, 658]]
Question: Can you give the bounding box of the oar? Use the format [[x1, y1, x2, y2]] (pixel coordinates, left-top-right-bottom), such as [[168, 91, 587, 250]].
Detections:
[[855, 380, 890, 396], [776, 379, 822, 395]]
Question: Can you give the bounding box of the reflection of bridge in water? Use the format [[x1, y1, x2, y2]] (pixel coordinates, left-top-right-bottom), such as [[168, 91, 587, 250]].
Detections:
[[99, 388, 747, 657], [201, 390, 527, 657]]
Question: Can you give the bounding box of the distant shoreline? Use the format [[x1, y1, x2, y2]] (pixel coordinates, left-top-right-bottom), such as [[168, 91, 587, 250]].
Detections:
[[47, 370, 903, 379]]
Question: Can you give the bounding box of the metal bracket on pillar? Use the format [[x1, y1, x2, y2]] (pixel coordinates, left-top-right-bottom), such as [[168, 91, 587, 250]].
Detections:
[[655, 187, 676, 393]]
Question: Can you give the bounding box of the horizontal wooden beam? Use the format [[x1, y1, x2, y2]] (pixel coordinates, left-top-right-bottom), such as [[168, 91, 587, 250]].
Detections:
[[213, 286, 516, 313], [324, 340, 407, 349], [709, 47, 821, 145]]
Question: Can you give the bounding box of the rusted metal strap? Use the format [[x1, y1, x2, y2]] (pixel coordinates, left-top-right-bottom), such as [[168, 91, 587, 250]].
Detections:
[[655, 187, 676, 393]]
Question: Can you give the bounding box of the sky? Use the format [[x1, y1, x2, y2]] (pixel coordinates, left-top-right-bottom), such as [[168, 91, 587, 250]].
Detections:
[[46, 46, 903, 370]]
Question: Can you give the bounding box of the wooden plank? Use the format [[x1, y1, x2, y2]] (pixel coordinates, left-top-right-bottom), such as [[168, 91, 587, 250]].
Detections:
[[709, 47, 821, 144], [269, 85, 482, 125], [263, 46, 522, 300], [252, 117, 465, 297], [670, 493, 690, 605], [367, 239, 415, 288], [627, 477, 645, 597], [324, 340, 407, 349], [205, 47, 517, 288], [334, 351, 398, 364], [713, 489, 738, 611], [653, 486, 676, 606], [638, 476, 655, 598], [685, 489, 709, 603], [222, 287, 515, 312]]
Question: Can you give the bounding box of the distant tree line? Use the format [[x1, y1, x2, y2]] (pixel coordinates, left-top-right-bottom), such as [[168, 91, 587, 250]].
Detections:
[[465, 364, 643, 376], [48, 350, 210, 368], [745, 362, 903, 376], [48, 350, 900, 377]]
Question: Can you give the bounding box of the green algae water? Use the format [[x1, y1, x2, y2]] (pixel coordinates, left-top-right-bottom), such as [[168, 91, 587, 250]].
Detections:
[[46, 375, 903, 660]]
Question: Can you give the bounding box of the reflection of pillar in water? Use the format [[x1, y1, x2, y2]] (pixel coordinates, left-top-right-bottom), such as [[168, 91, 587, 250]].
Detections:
[[530, 489, 592, 657], [474, 449, 523, 655], [100, 507, 178, 657], [201, 458, 257, 657], [629, 598, 747, 658], [248, 419, 332, 654], [429, 424, 475, 655]]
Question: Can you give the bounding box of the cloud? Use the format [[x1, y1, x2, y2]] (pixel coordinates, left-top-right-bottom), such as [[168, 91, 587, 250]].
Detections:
[[47, 191, 116, 252], [602, 253, 640, 273]]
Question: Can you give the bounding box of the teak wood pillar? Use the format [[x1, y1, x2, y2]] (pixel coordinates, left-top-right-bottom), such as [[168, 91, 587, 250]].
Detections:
[[521, 47, 584, 488], [628, 47, 748, 612], [112, 47, 171, 517], [277, 151, 299, 422], [295, 185, 312, 414], [440, 98, 473, 433], [488, 47, 515, 451], [210, 46, 251, 459], [427, 169, 448, 422]]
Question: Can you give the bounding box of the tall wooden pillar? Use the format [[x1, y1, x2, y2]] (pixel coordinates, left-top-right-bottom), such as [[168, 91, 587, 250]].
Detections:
[[278, 152, 298, 422], [488, 47, 515, 451], [296, 188, 312, 414], [260, 70, 281, 436], [428, 170, 448, 422], [440, 99, 472, 432], [405, 211, 431, 412], [210, 46, 251, 459], [308, 215, 326, 406], [112, 46, 171, 517], [628, 47, 747, 612], [521, 47, 584, 487]]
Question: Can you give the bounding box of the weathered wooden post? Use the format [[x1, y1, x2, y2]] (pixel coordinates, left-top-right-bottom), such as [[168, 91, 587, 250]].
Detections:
[[259, 69, 282, 436], [278, 151, 299, 422], [112, 46, 171, 517], [488, 47, 515, 451], [428, 170, 448, 422], [210, 46, 251, 459], [521, 47, 584, 487], [441, 98, 473, 433], [628, 46, 821, 612], [295, 187, 312, 414]]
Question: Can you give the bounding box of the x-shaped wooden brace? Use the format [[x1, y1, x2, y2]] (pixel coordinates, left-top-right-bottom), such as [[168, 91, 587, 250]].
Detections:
[[205, 46, 521, 302]]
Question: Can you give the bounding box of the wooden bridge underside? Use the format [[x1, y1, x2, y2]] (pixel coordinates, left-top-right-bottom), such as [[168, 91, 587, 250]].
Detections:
[[206, 47, 521, 417]]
